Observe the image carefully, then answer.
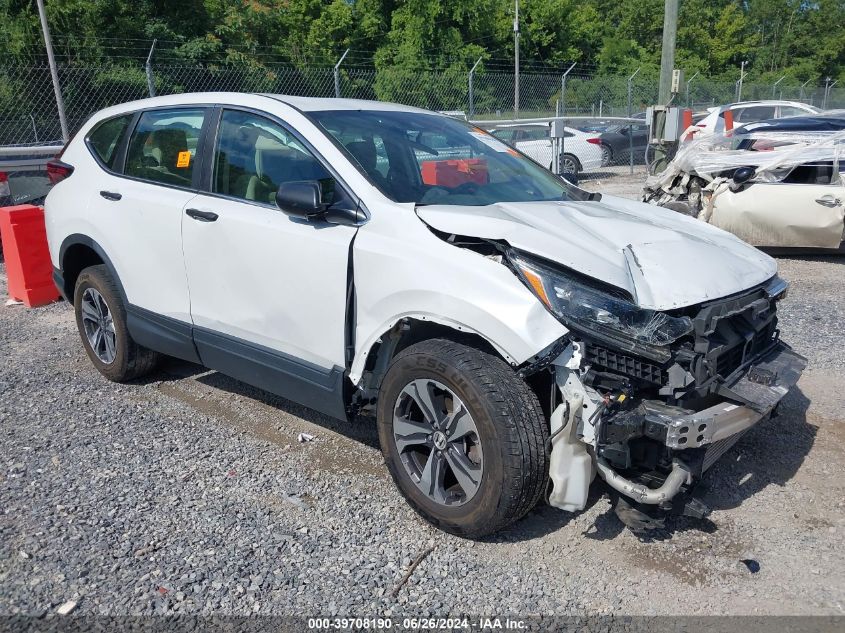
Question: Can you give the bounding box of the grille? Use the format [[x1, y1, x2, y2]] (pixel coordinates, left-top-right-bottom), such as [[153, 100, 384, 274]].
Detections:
[[586, 344, 664, 384], [715, 321, 777, 378]]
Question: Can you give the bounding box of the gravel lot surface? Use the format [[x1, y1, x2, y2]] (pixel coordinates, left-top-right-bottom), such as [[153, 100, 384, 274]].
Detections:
[[1, 248, 844, 617]]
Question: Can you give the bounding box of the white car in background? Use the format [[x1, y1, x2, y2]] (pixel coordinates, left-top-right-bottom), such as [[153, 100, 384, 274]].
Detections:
[[490, 123, 603, 175], [694, 100, 820, 137]]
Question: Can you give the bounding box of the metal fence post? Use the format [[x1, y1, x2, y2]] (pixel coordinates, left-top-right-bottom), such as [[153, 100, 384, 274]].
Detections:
[[627, 67, 640, 174], [468, 56, 483, 117], [824, 79, 838, 109], [685, 71, 699, 107], [35, 0, 69, 142], [334, 49, 350, 98], [145, 39, 157, 97], [559, 63, 576, 171], [799, 78, 813, 102], [772, 75, 786, 99]]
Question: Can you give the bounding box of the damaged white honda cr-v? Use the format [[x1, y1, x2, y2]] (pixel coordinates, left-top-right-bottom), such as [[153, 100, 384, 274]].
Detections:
[[45, 93, 806, 537]]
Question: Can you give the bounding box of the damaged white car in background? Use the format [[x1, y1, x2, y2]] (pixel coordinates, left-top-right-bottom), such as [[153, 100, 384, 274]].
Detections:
[[47, 94, 806, 538], [643, 122, 845, 250]]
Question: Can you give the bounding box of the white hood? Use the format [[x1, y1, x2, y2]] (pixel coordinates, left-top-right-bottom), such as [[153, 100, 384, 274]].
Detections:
[[416, 194, 777, 310]]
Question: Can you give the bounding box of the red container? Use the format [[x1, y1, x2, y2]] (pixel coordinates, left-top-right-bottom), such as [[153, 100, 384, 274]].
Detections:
[[421, 158, 489, 188], [0, 204, 59, 307]]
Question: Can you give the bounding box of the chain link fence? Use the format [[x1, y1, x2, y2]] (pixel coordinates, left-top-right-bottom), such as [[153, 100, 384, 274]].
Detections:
[[1, 61, 843, 182]]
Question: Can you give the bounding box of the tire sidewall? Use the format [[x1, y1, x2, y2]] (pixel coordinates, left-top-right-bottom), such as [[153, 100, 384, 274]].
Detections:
[[377, 349, 507, 535], [73, 267, 131, 381]]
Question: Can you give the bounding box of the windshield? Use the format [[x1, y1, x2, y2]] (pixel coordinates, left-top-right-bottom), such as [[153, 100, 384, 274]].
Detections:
[[308, 110, 577, 206]]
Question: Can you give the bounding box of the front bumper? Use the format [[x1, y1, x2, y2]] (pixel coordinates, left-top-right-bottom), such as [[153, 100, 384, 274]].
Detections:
[[659, 342, 806, 450], [646, 342, 807, 450]]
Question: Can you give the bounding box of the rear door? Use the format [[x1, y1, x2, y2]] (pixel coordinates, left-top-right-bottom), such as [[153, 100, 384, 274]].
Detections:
[[180, 108, 358, 418], [85, 107, 210, 328]]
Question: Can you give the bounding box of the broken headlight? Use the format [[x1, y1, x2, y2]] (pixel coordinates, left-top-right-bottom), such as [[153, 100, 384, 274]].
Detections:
[[512, 253, 693, 348]]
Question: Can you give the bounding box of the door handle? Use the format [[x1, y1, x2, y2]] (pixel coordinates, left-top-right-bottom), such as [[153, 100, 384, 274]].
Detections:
[[185, 208, 219, 222], [815, 196, 842, 208], [99, 191, 122, 201]]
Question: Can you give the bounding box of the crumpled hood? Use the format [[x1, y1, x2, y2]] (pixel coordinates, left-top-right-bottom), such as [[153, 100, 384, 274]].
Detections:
[[416, 194, 777, 310]]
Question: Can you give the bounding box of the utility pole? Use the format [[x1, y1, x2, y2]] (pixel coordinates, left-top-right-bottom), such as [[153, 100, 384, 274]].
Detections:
[[657, 0, 678, 105], [737, 61, 748, 102], [36, 0, 69, 142], [514, 0, 520, 118]]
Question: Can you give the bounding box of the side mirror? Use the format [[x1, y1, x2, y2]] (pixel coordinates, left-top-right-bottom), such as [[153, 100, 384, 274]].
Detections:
[[275, 181, 328, 219], [732, 166, 756, 186], [275, 179, 364, 226]]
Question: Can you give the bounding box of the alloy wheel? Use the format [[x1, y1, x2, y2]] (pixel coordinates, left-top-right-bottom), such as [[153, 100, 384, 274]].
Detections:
[[80, 287, 117, 364], [392, 378, 483, 506]]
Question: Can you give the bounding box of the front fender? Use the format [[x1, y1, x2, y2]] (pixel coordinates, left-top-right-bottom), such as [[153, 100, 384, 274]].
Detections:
[[350, 214, 567, 383]]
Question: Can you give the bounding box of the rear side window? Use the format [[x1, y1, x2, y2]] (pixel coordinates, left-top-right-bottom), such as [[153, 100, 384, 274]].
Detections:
[[733, 106, 776, 123], [124, 109, 207, 187], [88, 115, 132, 170]]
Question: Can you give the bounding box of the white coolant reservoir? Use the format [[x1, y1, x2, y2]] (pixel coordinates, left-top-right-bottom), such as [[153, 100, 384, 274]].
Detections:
[[547, 392, 596, 512]]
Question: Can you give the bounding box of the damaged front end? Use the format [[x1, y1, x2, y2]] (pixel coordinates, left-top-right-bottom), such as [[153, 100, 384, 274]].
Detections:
[[513, 253, 807, 526]]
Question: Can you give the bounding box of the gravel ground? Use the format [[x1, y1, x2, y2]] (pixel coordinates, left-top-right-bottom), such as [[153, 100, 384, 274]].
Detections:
[[1, 248, 844, 617]]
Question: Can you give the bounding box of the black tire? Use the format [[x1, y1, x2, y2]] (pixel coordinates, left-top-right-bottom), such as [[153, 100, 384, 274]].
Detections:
[[600, 144, 613, 167], [377, 338, 549, 538], [561, 153, 581, 174], [73, 265, 159, 381]]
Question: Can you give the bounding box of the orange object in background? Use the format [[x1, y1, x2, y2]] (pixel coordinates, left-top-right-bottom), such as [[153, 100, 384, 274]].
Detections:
[[723, 109, 734, 134], [0, 205, 59, 307], [421, 158, 489, 188]]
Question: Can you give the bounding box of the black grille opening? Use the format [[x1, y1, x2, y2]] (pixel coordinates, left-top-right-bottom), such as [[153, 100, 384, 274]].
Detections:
[[585, 344, 665, 385]]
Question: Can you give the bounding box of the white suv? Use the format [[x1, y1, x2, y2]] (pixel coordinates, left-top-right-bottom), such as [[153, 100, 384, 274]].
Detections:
[[46, 93, 806, 537]]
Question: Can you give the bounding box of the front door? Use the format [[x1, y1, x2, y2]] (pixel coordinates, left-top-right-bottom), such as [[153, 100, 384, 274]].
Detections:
[[181, 108, 358, 418]]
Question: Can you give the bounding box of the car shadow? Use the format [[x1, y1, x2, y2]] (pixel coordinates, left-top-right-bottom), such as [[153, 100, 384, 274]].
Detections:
[[141, 359, 815, 543], [146, 358, 382, 450]]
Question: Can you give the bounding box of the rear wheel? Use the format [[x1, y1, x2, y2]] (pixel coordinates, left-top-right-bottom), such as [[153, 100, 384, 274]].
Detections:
[[600, 144, 612, 167], [74, 265, 159, 381], [377, 339, 548, 538], [561, 153, 581, 175]]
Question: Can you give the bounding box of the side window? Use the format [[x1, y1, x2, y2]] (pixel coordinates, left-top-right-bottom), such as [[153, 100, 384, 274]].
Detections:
[[733, 106, 776, 123], [522, 128, 549, 141], [88, 114, 133, 170], [779, 106, 809, 118], [213, 109, 332, 205], [124, 109, 206, 187]]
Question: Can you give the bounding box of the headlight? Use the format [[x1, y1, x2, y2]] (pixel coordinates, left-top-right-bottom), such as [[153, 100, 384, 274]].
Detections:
[[511, 253, 693, 348]]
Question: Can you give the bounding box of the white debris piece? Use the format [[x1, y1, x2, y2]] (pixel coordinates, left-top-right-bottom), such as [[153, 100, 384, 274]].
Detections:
[[297, 432, 315, 443], [56, 600, 78, 615]]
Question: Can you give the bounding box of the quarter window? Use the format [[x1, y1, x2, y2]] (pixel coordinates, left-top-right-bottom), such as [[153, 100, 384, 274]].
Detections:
[[88, 114, 132, 170], [213, 110, 332, 204], [124, 109, 206, 187]]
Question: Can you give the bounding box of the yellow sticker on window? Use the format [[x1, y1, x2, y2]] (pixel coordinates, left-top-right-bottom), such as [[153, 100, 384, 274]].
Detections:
[[176, 151, 191, 168]]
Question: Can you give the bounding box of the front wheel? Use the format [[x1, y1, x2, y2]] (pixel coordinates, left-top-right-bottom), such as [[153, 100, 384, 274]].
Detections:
[[377, 339, 549, 538]]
